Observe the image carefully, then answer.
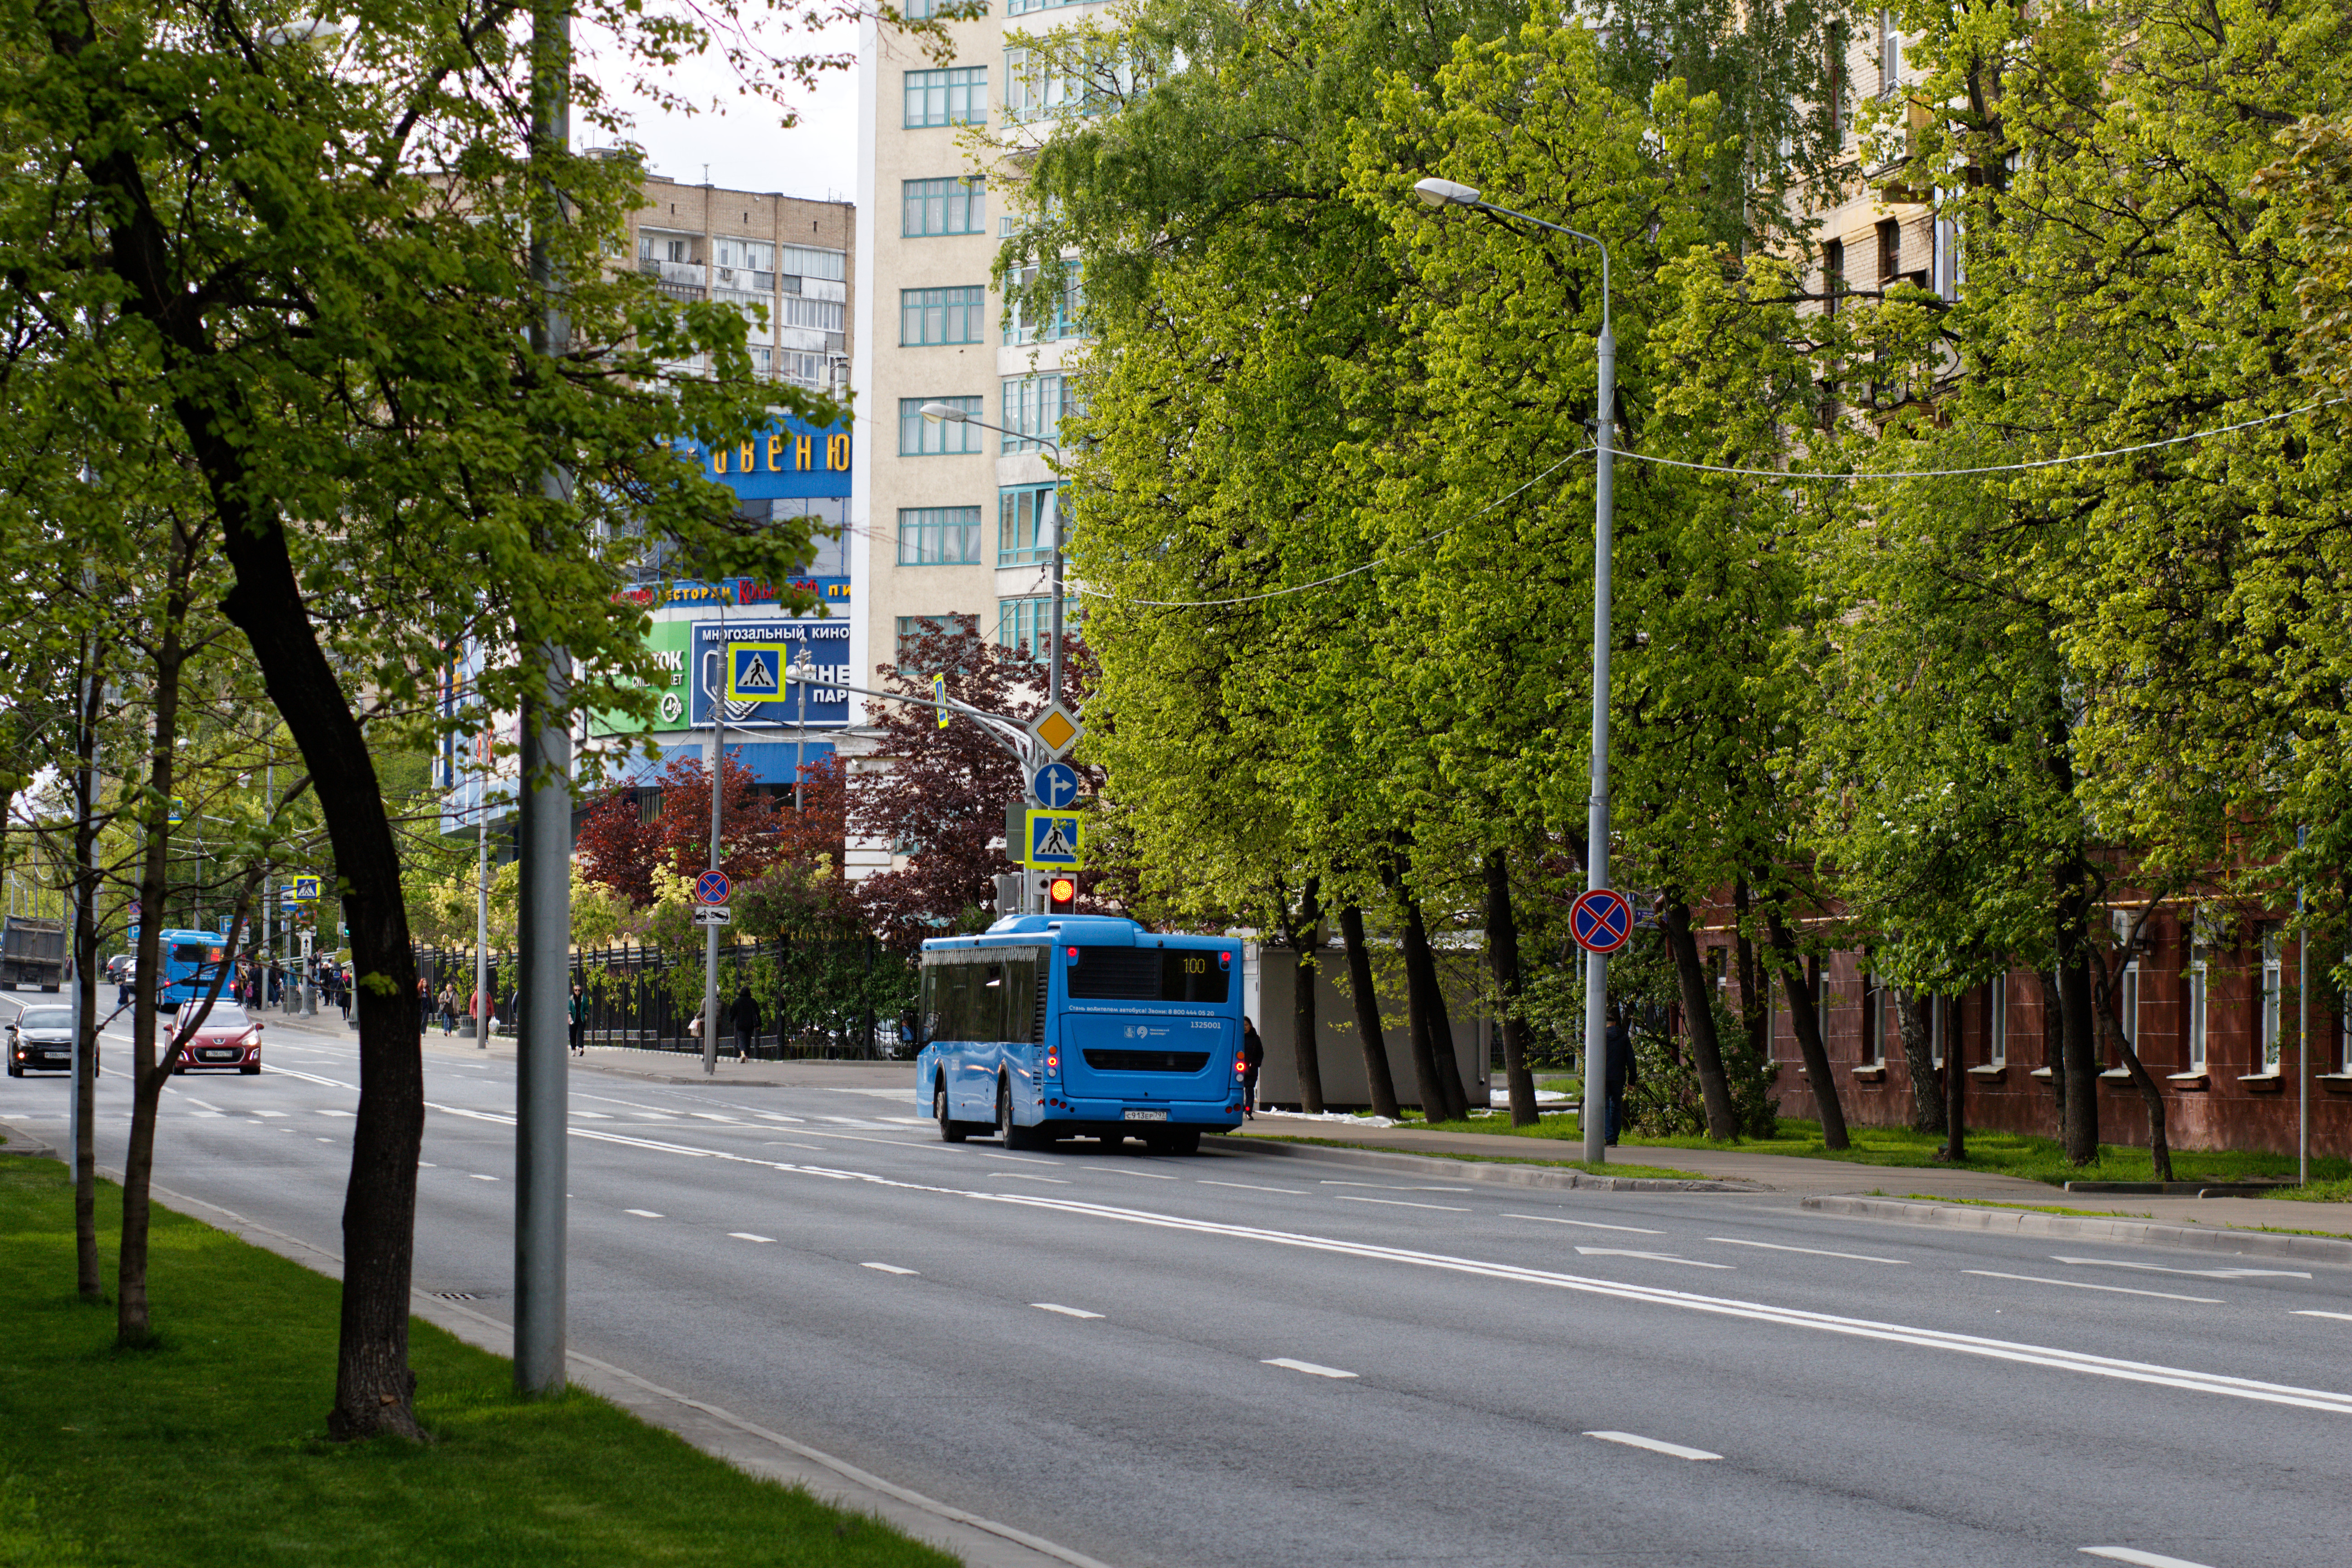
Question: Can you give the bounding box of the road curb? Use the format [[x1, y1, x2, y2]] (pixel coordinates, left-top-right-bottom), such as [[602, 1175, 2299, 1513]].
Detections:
[[0, 1116, 58, 1160], [1203, 1135, 1756, 1192], [1801, 1194, 2352, 1265]]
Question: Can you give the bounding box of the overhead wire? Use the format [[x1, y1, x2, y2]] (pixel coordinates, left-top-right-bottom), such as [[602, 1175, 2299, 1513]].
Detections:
[[1073, 395, 2343, 610]]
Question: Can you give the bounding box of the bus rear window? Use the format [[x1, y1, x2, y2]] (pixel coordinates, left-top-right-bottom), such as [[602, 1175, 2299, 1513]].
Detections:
[[1067, 948, 1229, 1004], [172, 945, 213, 965]]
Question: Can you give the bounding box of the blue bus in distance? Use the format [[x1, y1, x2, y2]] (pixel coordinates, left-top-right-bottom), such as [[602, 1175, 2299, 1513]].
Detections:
[[155, 929, 229, 1011], [917, 915, 1245, 1153]]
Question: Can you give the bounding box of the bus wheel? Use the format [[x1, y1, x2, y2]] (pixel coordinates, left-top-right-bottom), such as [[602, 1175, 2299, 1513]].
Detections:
[[997, 1079, 1035, 1150], [1169, 1129, 1201, 1155], [935, 1080, 966, 1143]]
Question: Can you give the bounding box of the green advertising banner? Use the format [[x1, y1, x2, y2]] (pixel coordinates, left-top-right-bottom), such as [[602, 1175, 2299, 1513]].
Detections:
[[588, 616, 695, 740]]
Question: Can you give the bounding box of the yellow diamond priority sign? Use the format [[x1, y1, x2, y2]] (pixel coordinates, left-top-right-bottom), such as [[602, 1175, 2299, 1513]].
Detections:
[[1029, 703, 1083, 758]]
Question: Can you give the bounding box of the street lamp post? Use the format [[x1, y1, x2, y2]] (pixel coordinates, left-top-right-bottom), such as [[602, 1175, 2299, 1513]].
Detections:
[[1413, 177, 1615, 1166], [920, 402, 1066, 710]]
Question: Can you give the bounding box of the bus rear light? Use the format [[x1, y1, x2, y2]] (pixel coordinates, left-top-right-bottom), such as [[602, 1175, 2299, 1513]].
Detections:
[[1065, 946, 1079, 963], [1219, 951, 1231, 970]]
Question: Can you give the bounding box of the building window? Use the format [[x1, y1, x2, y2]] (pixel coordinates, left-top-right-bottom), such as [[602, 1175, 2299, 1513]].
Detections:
[[1866, 974, 1888, 1066], [998, 595, 1052, 658], [2259, 925, 2284, 1071], [1822, 237, 1844, 315], [1988, 975, 2007, 1069], [778, 244, 847, 283], [2186, 932, 2210, 1075], [900, 396, 984, 456], [1878, 9, 1901, 97], [1003, 46, 1081, 124], [1004, 260, 1082, 344], [894, 612, 978, 666], [779, 295, 845, 333], [1001, 372, 1073, 451], [897, 506, 983, 566], [902, 0, 981, 17], [2118, 958, 2140, 1063], [1877, 219, 1902, 287], [904, 176, 986, 237], [1827, 21, 1847, 142], [999, 485, 1060, 565], [1932, 206, 1964, 301], [1930, 994, 1947, 1070], [905, 67, 987, 128], [902, 285, 988, 346]]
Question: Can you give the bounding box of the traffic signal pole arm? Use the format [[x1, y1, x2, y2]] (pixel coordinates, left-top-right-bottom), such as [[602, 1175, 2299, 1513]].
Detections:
[[789, 668, 1044, 779]]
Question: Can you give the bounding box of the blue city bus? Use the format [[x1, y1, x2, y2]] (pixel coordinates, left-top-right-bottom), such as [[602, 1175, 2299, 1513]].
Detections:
[[154, 928, 229, 1011], [917, 915, 1245, 1153]]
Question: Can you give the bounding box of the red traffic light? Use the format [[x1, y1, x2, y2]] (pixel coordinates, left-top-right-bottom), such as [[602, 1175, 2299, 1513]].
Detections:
[[1047, 876, 1077, 913]]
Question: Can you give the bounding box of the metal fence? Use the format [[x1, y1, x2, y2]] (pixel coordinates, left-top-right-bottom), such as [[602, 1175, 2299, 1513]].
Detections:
[[409, 937, 913, 1061]]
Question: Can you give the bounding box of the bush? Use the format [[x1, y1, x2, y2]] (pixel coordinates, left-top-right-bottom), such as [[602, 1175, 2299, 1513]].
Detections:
[[1626, 999, 1779, 1140]]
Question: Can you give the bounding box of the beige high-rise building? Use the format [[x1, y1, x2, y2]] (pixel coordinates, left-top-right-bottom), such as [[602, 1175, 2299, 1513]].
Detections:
[[849, 5, 1084, 754]]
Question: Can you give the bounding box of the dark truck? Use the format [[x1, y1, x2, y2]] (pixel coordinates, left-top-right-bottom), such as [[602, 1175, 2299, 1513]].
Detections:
[[0, 916, 65, 990]]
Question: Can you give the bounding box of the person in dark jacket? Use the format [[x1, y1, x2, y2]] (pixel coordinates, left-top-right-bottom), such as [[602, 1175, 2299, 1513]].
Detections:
[[1240, 1017, 1265, 1119], [729, 985, 761, 1063], [1602, 1013, 1638, 1146], [568, 982, 587, 1056]]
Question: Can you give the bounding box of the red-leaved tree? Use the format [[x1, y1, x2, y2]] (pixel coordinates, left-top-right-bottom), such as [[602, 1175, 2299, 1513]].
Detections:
[[577, 750, 836, 907], [851, 624, 1106, 956]]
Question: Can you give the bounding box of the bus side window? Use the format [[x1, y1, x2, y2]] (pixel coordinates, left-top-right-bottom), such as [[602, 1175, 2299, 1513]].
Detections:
[[920, 966, 940, 1044], [1003, 958, 1034, 1044], [943, 963, 971, 1043]]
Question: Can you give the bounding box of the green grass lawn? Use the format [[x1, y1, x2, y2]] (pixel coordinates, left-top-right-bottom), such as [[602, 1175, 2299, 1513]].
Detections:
[[1392, 1112, 2352, 1192], [0, 1158, 953, 1568]]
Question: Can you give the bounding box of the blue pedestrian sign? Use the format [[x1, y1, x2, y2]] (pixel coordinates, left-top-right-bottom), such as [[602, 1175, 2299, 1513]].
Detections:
[[1570, 888, 1633, 954], [726, 643, 789, 702], [1031, 761, 1081, 810], [694, 869, 733, 906], [291, 875, 321, 903], [1024, 809, 1083, 869]]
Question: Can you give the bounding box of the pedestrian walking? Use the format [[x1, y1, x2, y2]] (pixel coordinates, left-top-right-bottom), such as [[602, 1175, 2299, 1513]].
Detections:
[[438, 984, 457, 1036], [569, 982, 587, 1057], [1240, 1016, 1264, 1119], [418, 977, 431, 1029], [729, 984, 760, 1063], [1602, 1012, 1638, 1147]]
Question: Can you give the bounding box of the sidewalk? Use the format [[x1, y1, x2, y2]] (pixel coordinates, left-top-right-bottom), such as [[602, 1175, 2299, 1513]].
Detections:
[[1226, 1119, 2352, 1239]]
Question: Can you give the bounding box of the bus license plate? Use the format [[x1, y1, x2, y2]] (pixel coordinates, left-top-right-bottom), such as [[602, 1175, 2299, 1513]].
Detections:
[[1122, 1109, 1168, 1122]]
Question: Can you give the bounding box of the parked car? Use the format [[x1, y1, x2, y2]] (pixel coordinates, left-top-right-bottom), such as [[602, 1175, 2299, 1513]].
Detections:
[[5, 1006, 88, 1077], [169, 1002, 263, 1075]]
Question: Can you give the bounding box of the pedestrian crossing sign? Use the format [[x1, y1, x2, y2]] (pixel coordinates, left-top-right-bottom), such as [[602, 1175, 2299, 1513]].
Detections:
[[1024, 809, 1083, 868], [726, 643, 790, 702]]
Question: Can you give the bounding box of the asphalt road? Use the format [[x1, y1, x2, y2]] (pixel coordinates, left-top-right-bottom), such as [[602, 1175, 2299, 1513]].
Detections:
[[6, 1001, 2350, 1568]]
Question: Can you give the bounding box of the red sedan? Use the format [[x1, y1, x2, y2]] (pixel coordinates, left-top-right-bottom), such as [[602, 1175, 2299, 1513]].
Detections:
[[170, 1002, 263, 1075]]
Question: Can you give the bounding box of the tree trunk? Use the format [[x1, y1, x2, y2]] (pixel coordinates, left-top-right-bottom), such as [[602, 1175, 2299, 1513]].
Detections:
[[1896, 989, 1945, 1134], [2053, 881, 2102, 1163], [71, 647, 103, 1303], [1942, 996, 1967, 1161], [1485, 853, 1538, 1127], [1290, 879, 1324, 1115], [1338, 905, 1401, 1120], [1765, 911, 1847, 1150], [2037, 968, 2067, 1130], [1659, 893, 1740, 1140], [1395, 899, 1451, 1121], [1400, 894, 1471, 1122], [118, 566, 191, 1348]]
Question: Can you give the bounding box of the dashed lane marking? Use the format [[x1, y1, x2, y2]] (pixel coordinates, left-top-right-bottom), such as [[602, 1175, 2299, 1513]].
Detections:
[[1032, 1303, 1102, 1320], [1965, 1270, 2222, 1305], [1584, 1431, 1721, 1462], [1333, 1195, 1470, 1212], [1576, 1247, 1734, 1270], [729, 1232, 775, 1244], [1708, 1237, 1908, 1265], [861, 1262, 917, 1276], [2080, 1549, 2218, 1568], [625, 1209, 664, 1218], [1263, 1358, 1356, 1380], [1505, 1215, 1665, 1235], [1200, 1180, 1306, 1195]]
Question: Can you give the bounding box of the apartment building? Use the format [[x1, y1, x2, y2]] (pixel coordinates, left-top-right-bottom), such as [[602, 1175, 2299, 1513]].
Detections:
[[848, 5, 1085, 737], [1808, 11, 1962, 326]]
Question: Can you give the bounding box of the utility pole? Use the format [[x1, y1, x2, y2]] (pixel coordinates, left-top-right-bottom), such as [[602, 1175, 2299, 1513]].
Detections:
[[704, 606, 727, 1079], [514, 0, 573, 1399], [70, 600, 101, 1300]]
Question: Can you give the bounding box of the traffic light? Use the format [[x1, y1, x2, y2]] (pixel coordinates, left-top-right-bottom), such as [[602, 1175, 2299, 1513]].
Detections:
[[1047, 874, 1077, 914]]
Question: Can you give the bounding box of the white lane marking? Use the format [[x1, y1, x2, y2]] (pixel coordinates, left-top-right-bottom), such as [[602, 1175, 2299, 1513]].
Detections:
[[1506, 1214, 1666, 1235], [264, 1064, 356, 1090], [998, 1174, 1072, 1185], [1584, 1430, 1722, 1462], [756, 1113, 807, 1123], [2052, 1254, 2311, 1280], [862, 1262, 917, 1275], [1578, 1247, 1735, 1270], [250, 1110, 287, 1118], [1084, 1165, 1177, 1179], [762, 1141, 825, 1152], [729, 1232, 775, 1243], [1966, 1271, 2222, 1304], [186, 1111, 224, 1118], [1333, 1195, 1471, 1212], [418, 1162, 436, 1168], [1321, 1180, 1472, 1192], [689, 1112, 741, 1124], [2293, 1310, 2352, 1322], [632, 1112, 679, 1121], [625, 1209, 664, 1218], [1709, 1237, 1909, 1265], [185, 1098, 227, 1114], [422, 1098, 2352, 1417], [1032, 1303, 1103, 1319], [1263, 1358, 1356, 1380], [469, 1173, 498, 1182], [571, 1111, 612, 1120], [1201, 1180, 1307, 1195], [976, 1151, 1056, 1166], [315, 1109, 355, 1118], [2080, 1548, 2219, 1568], [316, 1137, 333, 1143]]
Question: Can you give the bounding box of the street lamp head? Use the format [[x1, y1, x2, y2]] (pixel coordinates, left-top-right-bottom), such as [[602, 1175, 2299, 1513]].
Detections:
[[1413, 177, 1481, 209], [918, 401, 970, 423]]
